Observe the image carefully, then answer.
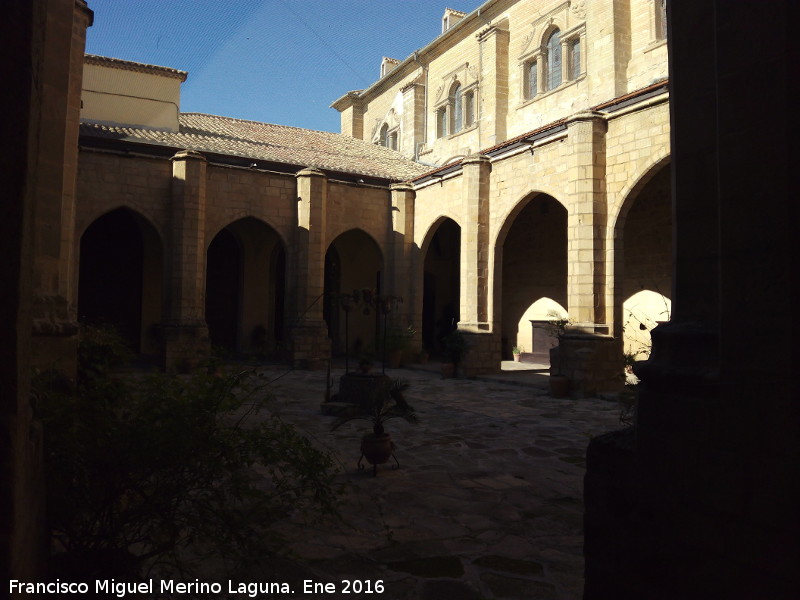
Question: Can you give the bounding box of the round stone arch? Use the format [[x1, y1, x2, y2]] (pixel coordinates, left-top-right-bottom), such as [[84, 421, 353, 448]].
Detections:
[[77, 207, 164, 357], [493, 191, 568, 361], [323, 228, 384, 356], [538, 16, 567, 45], [205, 217, 286, 354], [419, 216, 462, 356], [610, 156, 672, 341]]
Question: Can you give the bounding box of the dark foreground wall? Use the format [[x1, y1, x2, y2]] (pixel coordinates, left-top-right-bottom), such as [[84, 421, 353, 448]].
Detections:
[[1, 0, 44, 583], [1, 0, 91, 587], [584, 2, 798, 599]]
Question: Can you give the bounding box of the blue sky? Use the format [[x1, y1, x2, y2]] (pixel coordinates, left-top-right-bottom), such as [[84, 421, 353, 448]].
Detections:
[[86, 1, 485, 133]]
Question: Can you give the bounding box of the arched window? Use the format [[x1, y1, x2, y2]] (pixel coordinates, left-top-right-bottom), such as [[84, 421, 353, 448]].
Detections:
[[379, 124, 388, 146], [452, 84, 463, 134], [546, 29, 562, 90]]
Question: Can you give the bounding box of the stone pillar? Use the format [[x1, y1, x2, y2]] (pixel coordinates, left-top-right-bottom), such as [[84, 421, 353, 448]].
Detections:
[[400, 82, 425, 160], [557, 111, 620, 394], [586, 0, 632, 99], [584, 2, 798, 598], [287, 167, 330, 369], [560, 39, 571, 84], [162, 150, 210, 370], [459, 154, 499, 376], [388, 183, 418, 348], [477, 24, 509, 149], [566, 110, 607, 326], [3, 0, 91, 585], [330, 91, 364, 140], [29, 0, 93, 376]]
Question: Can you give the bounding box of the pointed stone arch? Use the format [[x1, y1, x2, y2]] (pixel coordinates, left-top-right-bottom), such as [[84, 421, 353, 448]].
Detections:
[[420, 216, 461, 355], [324, 228, 384, 356], [494, 192, 568, 361], [205, 217, 286, 354], [611, 157, 672, 339], [77, 207, 164, 356]]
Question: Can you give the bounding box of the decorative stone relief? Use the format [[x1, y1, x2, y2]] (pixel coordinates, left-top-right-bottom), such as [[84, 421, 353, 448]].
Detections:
[[571, 0, 586, 20]]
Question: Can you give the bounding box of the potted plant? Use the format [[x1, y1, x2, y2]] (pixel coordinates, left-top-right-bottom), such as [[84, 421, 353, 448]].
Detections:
[[331, 378, 418, 476], [384, 325, 415, 369], [511, 344, 523, 362], [441, 329, 468, 378]]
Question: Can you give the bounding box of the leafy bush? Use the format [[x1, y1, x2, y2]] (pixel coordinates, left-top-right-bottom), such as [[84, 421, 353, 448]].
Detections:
[[35, 326, 340, 580]]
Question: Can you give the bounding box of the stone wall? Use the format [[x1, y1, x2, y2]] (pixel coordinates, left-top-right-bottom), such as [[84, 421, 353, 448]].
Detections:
[[337, 0, 669, 167]]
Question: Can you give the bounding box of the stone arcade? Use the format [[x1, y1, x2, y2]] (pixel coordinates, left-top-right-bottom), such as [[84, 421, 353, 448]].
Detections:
[[72, 0, 672, 398]]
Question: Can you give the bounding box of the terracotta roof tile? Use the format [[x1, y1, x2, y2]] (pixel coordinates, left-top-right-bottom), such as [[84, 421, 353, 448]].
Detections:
[[84, 54, 188, 81], [80, 113, 429, 181]]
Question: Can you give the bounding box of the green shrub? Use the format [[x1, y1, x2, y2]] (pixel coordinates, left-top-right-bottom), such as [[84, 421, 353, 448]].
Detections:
[[35, 327, 341, 580]]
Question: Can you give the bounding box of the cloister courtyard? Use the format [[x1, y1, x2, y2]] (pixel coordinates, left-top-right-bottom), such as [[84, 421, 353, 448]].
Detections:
[[232, 361, 624, 600]]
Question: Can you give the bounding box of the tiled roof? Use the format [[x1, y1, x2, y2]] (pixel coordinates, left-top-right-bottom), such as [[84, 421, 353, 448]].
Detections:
[[84, 54, 188, 81], [80, 113, 429, 181]]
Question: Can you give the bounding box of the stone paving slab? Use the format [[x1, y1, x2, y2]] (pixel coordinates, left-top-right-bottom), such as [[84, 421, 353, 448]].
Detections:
[[244, 366, 624, 600]]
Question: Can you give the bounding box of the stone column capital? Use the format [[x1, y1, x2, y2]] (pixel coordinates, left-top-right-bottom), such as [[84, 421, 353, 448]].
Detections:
[[462, 153, 491, 167], [171, 149, 207, 162], [566, 110, 607, 127], [296, 167, 327, 178], [390, 182, 415, 193]]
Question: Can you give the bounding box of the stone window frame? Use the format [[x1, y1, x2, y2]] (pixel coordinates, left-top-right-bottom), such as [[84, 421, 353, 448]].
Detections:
[[375, 120, 400, 150], [523, 58, 539, 101], [463, 88, 476, 128], [644, 0, 668, 53], [560, 23, 586, 82], [434, 79, 478, 139], [435, 106, 448, 138], [518, 21, 585, 105], [653, 0, 667, 42]]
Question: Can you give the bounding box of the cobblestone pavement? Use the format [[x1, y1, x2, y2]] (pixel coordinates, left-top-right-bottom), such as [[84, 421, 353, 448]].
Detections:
[[247, 364, 624, 600]]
